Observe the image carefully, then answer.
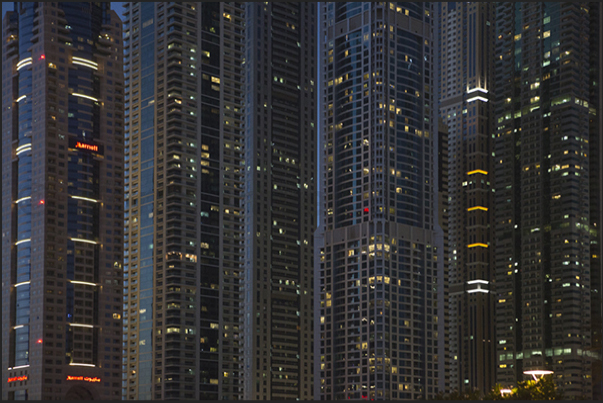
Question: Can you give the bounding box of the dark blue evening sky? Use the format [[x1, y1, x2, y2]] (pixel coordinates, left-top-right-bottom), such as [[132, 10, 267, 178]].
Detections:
[[2, 2, 126, 20]]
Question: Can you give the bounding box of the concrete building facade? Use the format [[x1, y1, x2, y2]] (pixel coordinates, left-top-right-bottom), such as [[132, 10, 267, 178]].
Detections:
[[243, 2, 317, 400], [437, 2, 496, 394]]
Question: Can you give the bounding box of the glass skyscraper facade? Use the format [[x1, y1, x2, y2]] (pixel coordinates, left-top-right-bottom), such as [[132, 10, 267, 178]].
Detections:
[[2, 2, 124, 400], [122, 2, 245, 400], [493, 2, 602, 399], [243, 2, 317, 400], [122, 3, 317, 400], [316, 3, 443, 400]]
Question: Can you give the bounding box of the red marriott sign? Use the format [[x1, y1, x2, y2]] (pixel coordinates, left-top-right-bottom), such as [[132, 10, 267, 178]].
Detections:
[[66, 375, 101, 383], [75, 141, 99, 152], [7, 375, 28, 383]]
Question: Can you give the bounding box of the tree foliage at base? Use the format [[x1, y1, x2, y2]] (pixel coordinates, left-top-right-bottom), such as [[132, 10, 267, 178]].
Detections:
[[434, 376, 566, 400], [483, 377, 563, 400]]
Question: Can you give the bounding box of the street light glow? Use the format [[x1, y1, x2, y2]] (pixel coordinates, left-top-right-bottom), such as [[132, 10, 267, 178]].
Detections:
[[500, 388, 513, 396], [523, 370, 554, 380]]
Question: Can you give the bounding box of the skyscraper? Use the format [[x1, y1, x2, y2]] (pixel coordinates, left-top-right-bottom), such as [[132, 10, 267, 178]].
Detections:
[[121, 2, 245, 400], [436, 118, 450, 394], [316, 3, 441, 400], [437, 2, 496, 394], [2, 2, 124, 400], [243, 2, 317, 400], [493, 2, 602, 399]]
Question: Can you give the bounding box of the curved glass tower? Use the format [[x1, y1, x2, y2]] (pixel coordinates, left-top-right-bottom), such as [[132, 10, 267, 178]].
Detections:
[[2, 2, 124, 400], [316, 3, 441, 400]]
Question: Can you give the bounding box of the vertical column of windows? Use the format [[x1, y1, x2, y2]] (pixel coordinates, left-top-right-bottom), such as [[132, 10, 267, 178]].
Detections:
[[11, 2, 36, 371], [122, 1, 135, 398], [320, 3, 437, 400], [135, 3, 155, 400], [198, 2, 222, 400]]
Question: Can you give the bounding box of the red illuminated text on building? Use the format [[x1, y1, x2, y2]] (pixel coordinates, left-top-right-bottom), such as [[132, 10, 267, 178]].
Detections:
[[66, 375, 101, 383], [75, 142, 99, 152], [7, 375, 28, 383]]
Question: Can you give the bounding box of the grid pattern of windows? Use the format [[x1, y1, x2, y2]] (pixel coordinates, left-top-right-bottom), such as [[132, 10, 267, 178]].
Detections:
[[122, 2, 244, 400], [437, 2, 496, 394], [2, 2, 123, 400], [317, 3, 440, 400], [493, 3, 601, 399], [242, 2, 316, 400]]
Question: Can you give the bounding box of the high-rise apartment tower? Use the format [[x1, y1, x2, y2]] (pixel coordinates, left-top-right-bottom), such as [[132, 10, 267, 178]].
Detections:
[[437, 2, 496, 394], [243, 2, 317, 400], [493, 2, 602, 399], [316, 3, 441, 400], [435, 118, 450, 394], [121, 2, 245, 400], [2, 2, 124, 400]]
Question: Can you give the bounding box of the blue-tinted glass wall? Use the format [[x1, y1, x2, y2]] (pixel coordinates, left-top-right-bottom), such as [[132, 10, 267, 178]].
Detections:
[[317, 3, 441, 400], [122, 3, 245, 400], [2, 2, 124, 400]]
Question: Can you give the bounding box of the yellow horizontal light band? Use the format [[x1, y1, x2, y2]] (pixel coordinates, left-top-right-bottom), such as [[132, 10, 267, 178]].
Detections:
[[72, 60, 98, 70], [467, 206, 488, 212], [16, 143, 32, 153], [467, 169, 488, 176], [467, 243, 489, 248], [11, 365, 30, 370], [72, 56, 98, 65], [467, 96, 488, 103], [16, 146, 32, 156], [523, 370, 553, 376], [69, 280, 98, 287], [15, 239, 31, 246], [467, 87, 488, 94], [16, 57, 32, 70], [72, 57, 98, 70], [16, 95, 27, 103], [13, 325, 25, 329], [14, 281, 31, 287], [467, 279, 489, 285], [69, 323, 94, 328], [71, 195, 99, 203], [69, 363, 96, 367], [70, 238, 98, 245], [72, 93, 99, 102], [467, 289, 489, 294], [15, 196, 31, 204]]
